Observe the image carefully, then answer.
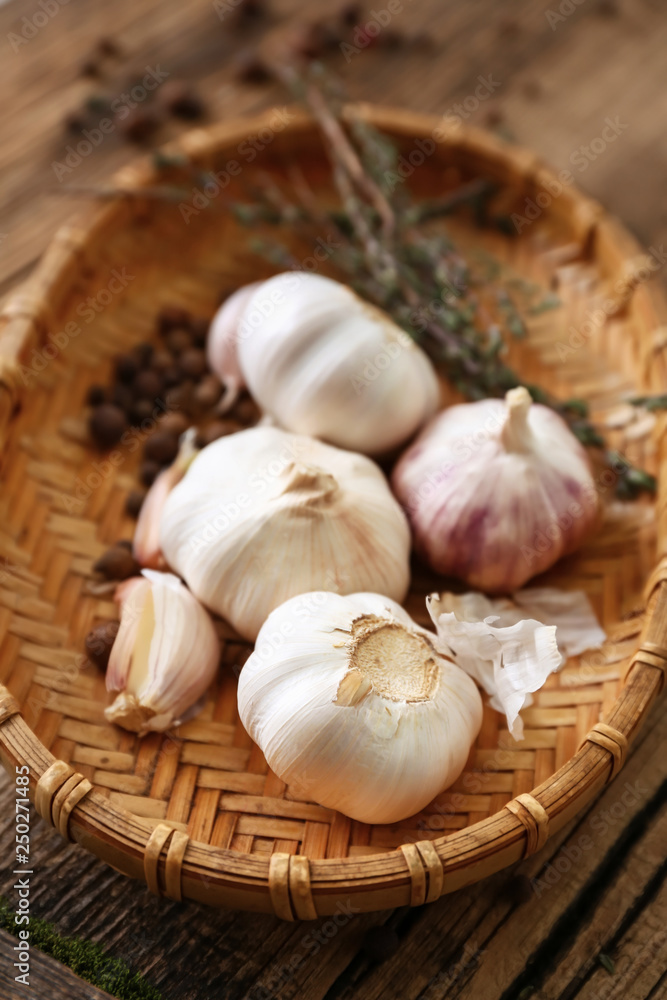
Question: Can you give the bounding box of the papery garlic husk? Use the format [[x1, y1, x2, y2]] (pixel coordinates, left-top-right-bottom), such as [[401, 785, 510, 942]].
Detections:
[[105, 570, 220, 734], [159, 427, 411, 640], [238, 591, 483, 824], [392, 386, 600, 592], [133, 429, 198, 569], [427, 592, 562, 740], [236, 273, 440, 455], [435, 586, 605, 659], [206, 282, 263, 411]]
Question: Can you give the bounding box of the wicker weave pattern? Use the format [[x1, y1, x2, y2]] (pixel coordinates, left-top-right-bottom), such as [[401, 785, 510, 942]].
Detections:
[[0, 109, 665, 915]]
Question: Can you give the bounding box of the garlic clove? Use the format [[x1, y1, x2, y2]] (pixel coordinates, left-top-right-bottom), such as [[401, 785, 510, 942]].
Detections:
[[237, 273, 440, 455], [206, 282, 264, 412], [427, 593, 562, 740], [133, 429, 198, 569], [392, 387, 601, 592], [238, 590, 483, 824], [105, 569, 220, 734]]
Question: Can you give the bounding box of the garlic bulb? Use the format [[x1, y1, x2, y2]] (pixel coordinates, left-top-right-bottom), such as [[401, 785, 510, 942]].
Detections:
[[393, 387, 600, 592], [105, 570, 220, 734], [160, 426, 411, 640], [206, 282, 263, 411], [236, 273, 440, 454], [238, 591, 483, 824]]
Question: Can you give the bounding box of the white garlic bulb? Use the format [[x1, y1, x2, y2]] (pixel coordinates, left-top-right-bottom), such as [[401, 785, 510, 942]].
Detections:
[[238, 591, 483, 824], [236, 273, 440, 455], [159, 426, 411, 640], [393, 387, 600, 592], [206, 282, 263, 411], [105, 570, 220, 734]]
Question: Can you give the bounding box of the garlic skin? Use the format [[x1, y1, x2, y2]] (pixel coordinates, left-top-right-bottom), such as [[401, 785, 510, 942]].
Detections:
[[236, 273, 440, 455], [105, 570, 220, 734], [160, 427, 411, 640], [392, 387, 600, 592], [238, 591, 483, 824], [206, 282, 263, 411]]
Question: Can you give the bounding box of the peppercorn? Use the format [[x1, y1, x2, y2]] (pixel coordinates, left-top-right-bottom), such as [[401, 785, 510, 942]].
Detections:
[[85, 620, 119, 670], [114, 353, 139, 383], [150, 349, 174, 373], [158, 306, 192, 335], [144, 430, 179, 465], [163, 365, 184, 389], [195, 420, 239, 448], [165, 328, 192, 356], [159, 411, 190, 436], [128, 399, 155, 427], [139, 459, 162, 487], [132, 341, 155, 366], [93, 544, 140, 580], [231, 394, 261, 425], [125, 489, 146, 518], [159, 80, 205, 121], [86, 384, 107, 406], [133, 369, 163, 401], [89, 404, 127, 448], [232, 49, 272, 84], [97, 36, 121, 58], [190, 317, 209, 349], [178, 348, 207, 379], [111, 383, 134, 414], [121, 109, 161, 144], [193, 374, 223, 410]]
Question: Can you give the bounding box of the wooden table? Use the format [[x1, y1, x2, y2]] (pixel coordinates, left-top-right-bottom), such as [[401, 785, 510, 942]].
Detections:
[[1, 0, 666, 997]]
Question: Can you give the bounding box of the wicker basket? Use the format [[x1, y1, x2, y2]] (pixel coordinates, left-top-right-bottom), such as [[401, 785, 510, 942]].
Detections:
[[0, 105, 666, 919]]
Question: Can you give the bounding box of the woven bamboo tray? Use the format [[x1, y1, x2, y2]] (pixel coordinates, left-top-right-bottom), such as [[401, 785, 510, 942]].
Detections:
[[0, 105, 666, 919]]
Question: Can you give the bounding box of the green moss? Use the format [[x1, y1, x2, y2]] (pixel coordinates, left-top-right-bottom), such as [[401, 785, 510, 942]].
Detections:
[[0, 897, 161, 1000]]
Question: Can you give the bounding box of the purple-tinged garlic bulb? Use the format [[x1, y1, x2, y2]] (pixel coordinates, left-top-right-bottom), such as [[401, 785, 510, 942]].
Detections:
[[392, 387, 600, 593]]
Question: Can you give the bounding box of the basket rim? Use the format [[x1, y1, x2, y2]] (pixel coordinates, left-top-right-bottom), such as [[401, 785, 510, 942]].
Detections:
[[0, 104, 666, 918]]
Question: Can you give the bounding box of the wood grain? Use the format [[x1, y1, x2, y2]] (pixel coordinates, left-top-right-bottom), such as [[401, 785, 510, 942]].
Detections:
[[1, 0, 667, 996]]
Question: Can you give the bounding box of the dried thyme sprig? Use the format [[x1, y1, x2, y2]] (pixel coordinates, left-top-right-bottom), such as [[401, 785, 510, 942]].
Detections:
[[246, 68, 656, 497]]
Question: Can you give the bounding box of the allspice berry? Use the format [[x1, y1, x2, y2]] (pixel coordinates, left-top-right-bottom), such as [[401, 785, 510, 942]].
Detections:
[[114, 353, 139, 383], [86, 384, 106, 406], [193, 374, 223, 410], [85, 620, 119, 670], [159, 411, 189, 436], [132, 341, 155, 366], [93, 543, 140, 580], [144, 430, 179, 465], [89, 404, 127, 449], [111, 383, 134, 413], [125, 489, 146, 518], [150, 349, 175, 373], [133, 369, 163, 401], [140, 459, 162, 486], [195, 420, 239, 448], [163, 365, 184, 389], [232, 49, 272, 83], [165, 328, 192, 356], [179, 348, 207, 379], [232, 394, 261, 426], [128, 399, 154, 427], [160, 80, 205, 120], [190, 317, 209, 349], [158, 306, 191, 335]]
